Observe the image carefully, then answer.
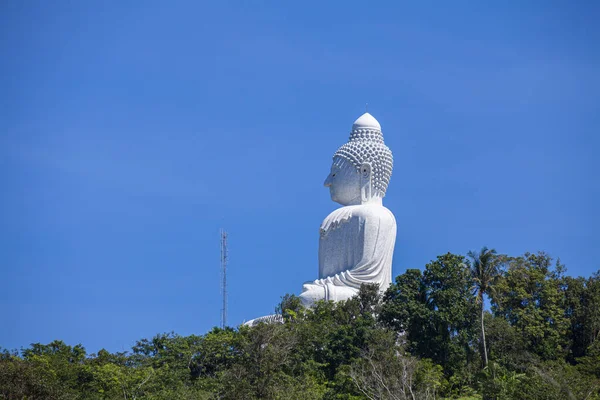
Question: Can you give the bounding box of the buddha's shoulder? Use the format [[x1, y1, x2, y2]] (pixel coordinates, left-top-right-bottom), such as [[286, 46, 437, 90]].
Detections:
[[323, 205, 395, 223], [352, 204, 395, 219], [321, 205, 395, 236]]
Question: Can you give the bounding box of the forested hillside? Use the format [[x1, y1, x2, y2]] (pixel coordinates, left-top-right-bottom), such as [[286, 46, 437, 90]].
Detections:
[[2, 251, 599, 399]]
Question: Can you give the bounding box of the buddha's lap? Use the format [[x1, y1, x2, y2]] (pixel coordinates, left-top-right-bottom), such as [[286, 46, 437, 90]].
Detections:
[[300, 281, 358, 304]]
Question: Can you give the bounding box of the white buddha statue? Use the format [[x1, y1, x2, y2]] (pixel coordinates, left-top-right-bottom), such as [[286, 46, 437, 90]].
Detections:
[[298, 112, 396, 306], [244, 112, 396, 325]]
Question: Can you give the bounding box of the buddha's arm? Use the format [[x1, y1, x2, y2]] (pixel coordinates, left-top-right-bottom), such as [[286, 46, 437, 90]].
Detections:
[[317, 210, 396, 288]]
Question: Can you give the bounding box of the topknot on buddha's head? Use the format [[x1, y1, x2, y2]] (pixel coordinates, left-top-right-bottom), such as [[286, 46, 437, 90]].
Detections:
[[333, 113, 393, 197]]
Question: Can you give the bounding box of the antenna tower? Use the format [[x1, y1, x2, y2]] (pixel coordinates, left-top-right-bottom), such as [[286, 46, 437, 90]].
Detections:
[[220, 229, 228, 329]]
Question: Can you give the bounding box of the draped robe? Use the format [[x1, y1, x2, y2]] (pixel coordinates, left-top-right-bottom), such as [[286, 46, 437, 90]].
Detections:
[[299, 204, 396, 306]]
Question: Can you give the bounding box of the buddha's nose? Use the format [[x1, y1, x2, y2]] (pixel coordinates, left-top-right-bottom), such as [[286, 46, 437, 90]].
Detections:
[[324, 174, 332, 187]]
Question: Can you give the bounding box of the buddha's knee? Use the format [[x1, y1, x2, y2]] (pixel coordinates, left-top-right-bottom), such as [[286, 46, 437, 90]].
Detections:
[[327, 285, 358, 302], [299, 283, 325, 307]]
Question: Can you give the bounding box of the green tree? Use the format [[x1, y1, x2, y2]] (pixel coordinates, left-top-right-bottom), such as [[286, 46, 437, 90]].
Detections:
[[587, 272, 600, 348], [276, 293, 304, 322], [0, 349, 73, 400], [217, 322, 323, 400], [484, 314, 533, 370], [190, 327, 244, 380], [381, 253, 478, 379], [21, 340, 88, 396], [491, 252, 569, 360], [565, 271, 600, 360], [467, 246, 499, 368], [88, 361, 155, 400], [563, 275, 588, 360], [380, 269, 428, 335], [349, 329, 444, 400]]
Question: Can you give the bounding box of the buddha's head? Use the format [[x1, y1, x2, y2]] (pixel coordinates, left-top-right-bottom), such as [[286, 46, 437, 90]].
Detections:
[[324, 113, 393, 206]]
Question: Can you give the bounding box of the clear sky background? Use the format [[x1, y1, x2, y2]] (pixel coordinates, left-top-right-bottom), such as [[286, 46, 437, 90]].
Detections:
[[1, 1, 599, 354]]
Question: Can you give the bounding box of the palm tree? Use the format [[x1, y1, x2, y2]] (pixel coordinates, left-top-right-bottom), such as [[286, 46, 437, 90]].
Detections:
[[467, 246, 498, 368]]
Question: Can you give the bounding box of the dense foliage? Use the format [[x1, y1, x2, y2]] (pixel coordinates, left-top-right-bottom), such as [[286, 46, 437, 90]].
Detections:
[[2, 251, 599, 399]]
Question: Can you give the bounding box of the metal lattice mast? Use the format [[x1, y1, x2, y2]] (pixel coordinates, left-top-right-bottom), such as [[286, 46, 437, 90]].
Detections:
[[220, 229, 228, 329]]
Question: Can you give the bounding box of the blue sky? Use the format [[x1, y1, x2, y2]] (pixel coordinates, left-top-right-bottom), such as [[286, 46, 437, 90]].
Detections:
[[1, 1, 599, 354]]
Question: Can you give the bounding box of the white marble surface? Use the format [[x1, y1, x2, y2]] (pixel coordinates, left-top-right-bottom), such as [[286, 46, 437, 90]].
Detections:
[[299, 113, 396, 306], [299, 203, 396, 305], [352, 112, 381, 130], [245, 112, 397, 324]]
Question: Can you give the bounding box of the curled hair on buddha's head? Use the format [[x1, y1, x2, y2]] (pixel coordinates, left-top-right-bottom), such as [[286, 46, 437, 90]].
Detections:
[[333, 113, 393, 197]]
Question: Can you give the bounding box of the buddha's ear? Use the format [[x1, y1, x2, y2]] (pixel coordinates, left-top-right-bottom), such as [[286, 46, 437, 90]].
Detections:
[[360, 162, 372, 180], [360, 162, 372, 202]]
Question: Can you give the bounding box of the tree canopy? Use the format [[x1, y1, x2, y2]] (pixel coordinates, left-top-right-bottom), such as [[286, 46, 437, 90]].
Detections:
[[2, 250, 599, 399]]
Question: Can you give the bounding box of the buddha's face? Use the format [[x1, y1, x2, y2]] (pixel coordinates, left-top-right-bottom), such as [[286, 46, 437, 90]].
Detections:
[[324, 157, 361, 205]]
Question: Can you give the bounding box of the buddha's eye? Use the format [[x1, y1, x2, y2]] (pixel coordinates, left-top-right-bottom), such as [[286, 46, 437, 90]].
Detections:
[[332, 173, 336, 177]]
